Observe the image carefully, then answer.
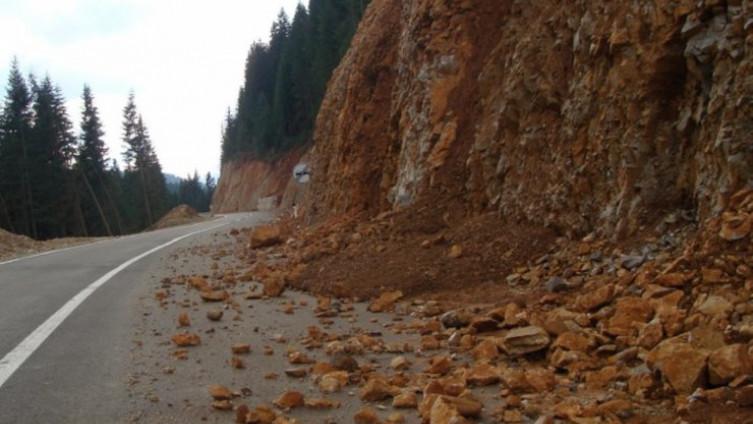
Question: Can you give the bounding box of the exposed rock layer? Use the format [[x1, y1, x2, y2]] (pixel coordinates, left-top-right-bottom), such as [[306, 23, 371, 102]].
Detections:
[[303, 0, 753, 238]]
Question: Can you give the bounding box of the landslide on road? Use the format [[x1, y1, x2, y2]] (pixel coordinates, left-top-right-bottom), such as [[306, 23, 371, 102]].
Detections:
[[208, 0, 753, 420]]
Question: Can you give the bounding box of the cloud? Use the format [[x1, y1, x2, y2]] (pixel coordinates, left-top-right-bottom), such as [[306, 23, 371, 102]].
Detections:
[[0, 0, 303, 177]]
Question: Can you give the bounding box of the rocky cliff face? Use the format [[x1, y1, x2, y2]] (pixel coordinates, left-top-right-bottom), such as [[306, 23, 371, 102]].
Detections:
[[304, 0, 753, 238], [212, 149, 305, 213]]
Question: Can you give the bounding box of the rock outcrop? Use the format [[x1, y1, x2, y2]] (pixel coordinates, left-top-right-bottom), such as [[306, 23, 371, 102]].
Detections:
[[212, 148, 307, 213], [303, 0, 753, 239]]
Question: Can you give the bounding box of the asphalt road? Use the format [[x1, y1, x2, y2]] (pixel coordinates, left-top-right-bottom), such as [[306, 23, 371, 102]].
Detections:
[[0, 213, 270, 424]]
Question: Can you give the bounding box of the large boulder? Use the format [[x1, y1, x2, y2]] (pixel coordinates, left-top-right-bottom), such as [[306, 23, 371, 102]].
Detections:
[[250, 224, 282, 249], [647, 337, 708, 394]]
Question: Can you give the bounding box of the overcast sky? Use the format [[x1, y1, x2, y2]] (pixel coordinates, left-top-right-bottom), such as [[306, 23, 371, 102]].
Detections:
[[0, 0, 302, 178]]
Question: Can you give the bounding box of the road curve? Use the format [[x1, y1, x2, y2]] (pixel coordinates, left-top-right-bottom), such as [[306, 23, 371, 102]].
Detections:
[[0, 213, 270, 424]]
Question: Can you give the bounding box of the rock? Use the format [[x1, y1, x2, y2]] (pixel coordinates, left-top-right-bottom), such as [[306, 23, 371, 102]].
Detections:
[[318, 371, 348, 393], [698, 295, 733, 317], [369, 290, 403, 312], [285, 368, 308, 378], [172, 332, 201, 347], [288, 351, 315, 365], [647, 338, 708, 394], [390, 356, 411, 370], [305, 398, 340, 409], [472, 338, 500, 361], [525, 368, 556, 391], [502, 326, 550, 356], [386, 412, 405, 424], [655, 272, 693, 288], [440, 309, 472, 328], [331, 353, 359, 372], [212, 400, 233, 411], [467, 362, 501, 386], [430, 397, 469, 424], [576, 284, 614, 311], [606, 297, 654, 336], [708, 344, 753, 386], [359, 378, 400, 401], [552, 332, 593, 352], [470, 317, 498, 332], [545, 276, 569, 293], [273, 390, 304, 410], [719, 212, 751, 241], [262, 277, 285, 297], [232, 344, 251, 354], [200, 290, 229, 302], [393, 391, 418, 408], [426, 355, 453, 375], [206, 309, 223, 321], [250, 225, 282, 249], [354, 407, 381, 424], [178, 312, 190, 327], [448, 244, 463, 259], [208, 384, 232, 400]]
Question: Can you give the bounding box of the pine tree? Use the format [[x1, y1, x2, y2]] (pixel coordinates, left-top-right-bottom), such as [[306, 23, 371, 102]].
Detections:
[[76, 85, 118, 236], [0, 59, 35, 236]]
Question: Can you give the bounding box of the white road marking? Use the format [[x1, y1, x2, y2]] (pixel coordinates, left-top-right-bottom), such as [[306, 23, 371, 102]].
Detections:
[[0, 222, 226, 389]]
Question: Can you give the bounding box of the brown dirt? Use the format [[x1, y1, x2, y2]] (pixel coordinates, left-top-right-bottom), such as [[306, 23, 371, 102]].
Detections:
[[0, 227, 99, 262], [151, 204, 204, 230]]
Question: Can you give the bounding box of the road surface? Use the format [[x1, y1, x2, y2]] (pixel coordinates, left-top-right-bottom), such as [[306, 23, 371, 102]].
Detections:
[[0, 213, 269, 423]]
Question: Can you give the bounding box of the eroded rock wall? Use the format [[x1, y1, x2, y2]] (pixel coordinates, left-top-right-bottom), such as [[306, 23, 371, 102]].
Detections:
[[212, 148, 306, 213], [304, 0, 753, 237]]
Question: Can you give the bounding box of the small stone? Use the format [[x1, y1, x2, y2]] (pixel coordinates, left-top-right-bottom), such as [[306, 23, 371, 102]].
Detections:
[[359, 378, 399, 402], [284, 368, 308, 378], [390, 356, 411, 370], [232, 344, 251, 354], [448, 244, 463, 259], [708, 344, 753, 386], [273, 391, 304, 410], [172, 332, 201, 347], [206, 309, 223, 321], [545, 276, 569, 293], [354, 407, 380, 424], [502, 326, 550, 356], [647, 338, 708, 394], [200, 290, 229, 302], [250, 224, 282, 249], [393, 391, 418, 408], [440, 310, 472, 328], [178, 312, 190, 327], [368, 290, 403, 313], [208, 385, 232, 400]]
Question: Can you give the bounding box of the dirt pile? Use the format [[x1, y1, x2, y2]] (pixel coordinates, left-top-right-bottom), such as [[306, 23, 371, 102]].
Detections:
[[151, 204, 203, 230], [0, 228, 97, 261]]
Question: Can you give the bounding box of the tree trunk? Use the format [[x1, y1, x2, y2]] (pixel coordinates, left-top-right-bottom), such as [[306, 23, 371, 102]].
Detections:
[[82, 171, 112, 236]]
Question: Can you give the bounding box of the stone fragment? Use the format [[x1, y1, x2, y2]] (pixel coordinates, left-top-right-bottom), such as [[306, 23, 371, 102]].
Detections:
[[448, 244, 463, 259], [470, 317, 498, 332], [576, 284, 614, 311], [212, 400, 233, 410], [232, 344, 251, 354], [284, 368, 308, 378], [207, 309, 223, 321], [719, 212, 751, 241], [172, 332, 201, 347], [441, 309, 472, 328], [472, 338, 500, 361], [393, 391, 418, 408], [305, 398, 340, 409], [545, 276, 569, 293], [655, 272, 693, 288], [708, 344, 753, 386], [426, 355, 453, 375], [250, 225, 282, 249], [200, 290, 229, 302], [208, 384, 232, 400], [368, 290, 403, 313], [273, 391, 304, 410], [647, 338, 708, 394], [606, 297, 654, 336], [698, 295, 733, 317], [178, 312, 190, 327], [502, 326, 550, 356], [359, 378, 400, 401], [390, 356, 411, 370], [467, 362, 500, 386], [354, 407, 381, 424]]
